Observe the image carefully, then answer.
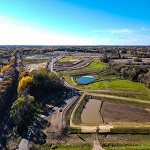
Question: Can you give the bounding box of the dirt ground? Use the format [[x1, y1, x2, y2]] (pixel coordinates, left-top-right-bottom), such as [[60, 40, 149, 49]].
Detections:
[[26, 62, 47, 72], [45, 108, 63, 141], [101, 102, 150, 123]]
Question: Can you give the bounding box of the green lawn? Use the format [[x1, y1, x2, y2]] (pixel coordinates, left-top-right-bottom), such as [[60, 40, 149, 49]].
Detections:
[[63, 58, 150, 100], [59, 55, 72, 62], [64, 76, 150, 100], [61, 59, 106, 76], [88, 59, 106, 69], [65, 77, 148, 91], [102, 134, 150, 150], [100, 80, 147, 90], [34, 143, 92, 150], [80, 81, 101, 90], [55, 143, 92, 150], [103, 144, 150, 150], [64, 76, 75, 85]]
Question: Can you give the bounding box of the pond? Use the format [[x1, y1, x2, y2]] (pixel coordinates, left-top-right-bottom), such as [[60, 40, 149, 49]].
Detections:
[[81, 99, 103, 124], [81, 99, 150, 124], [76, 75, 95, 84]]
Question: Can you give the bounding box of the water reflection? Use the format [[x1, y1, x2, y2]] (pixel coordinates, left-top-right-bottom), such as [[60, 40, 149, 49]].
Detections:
[[81, 99, 102, 124], [76, 76, 95, 84], [81, 99, 150, 124]]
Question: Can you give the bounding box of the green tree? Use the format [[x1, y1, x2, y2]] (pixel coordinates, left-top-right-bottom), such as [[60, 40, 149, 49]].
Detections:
[[10, 94, 35, 130]]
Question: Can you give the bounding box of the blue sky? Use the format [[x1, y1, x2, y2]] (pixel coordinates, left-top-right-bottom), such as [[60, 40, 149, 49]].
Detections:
[[0, 0, 150, 45]]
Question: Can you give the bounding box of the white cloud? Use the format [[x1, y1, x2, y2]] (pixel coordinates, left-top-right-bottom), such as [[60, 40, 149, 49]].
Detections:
[[93, 29, 133, 35], [0, 17, 93, 45], [97, 38, 110, 44], [110, 29, 133, 35], [0, 16, 150, 45], [0, 16, 6, 20]]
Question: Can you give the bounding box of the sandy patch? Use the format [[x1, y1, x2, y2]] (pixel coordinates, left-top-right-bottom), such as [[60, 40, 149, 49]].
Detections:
[[26, 62, 47, 72]]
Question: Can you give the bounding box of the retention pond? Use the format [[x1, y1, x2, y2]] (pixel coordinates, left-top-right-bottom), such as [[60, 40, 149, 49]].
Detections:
[[76, 75, 95, 84], [81, 99, 150, 124], [81, 99, 102, 124]]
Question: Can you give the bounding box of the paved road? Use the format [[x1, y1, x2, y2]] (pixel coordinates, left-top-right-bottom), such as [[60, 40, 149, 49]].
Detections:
[[50, 55, 64, 73]]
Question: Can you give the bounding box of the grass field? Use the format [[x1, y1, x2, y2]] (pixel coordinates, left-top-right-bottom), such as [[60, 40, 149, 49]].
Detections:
[[103, 144, 150, 150], [92, 80, 150, 100], [100, 133, 150, 150], [59, 55, 73, 62], [63, 58, 150, 99], [87, 59, 106, 69], [61, 59, 106, 76], [64, 75, 150, 100], [34, 143, 92, 150]]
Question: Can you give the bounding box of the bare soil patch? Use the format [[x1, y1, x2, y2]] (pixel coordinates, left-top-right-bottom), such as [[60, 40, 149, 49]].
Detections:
[[26, 62, 47, 72], [101, 102, 150, 123]]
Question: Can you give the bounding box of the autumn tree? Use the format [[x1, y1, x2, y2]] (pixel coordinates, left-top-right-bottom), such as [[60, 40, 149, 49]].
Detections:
[[18, 76, 32, 94], [0, 64, 10, 73], [19, 70, 30, 80], [10, 94, 36, 130]]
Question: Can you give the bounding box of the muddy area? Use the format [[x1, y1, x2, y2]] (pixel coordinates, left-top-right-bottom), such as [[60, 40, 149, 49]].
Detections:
[[81, 99, 150, 124], [101, 102, 150, 122], [81, 99, 102, 124]]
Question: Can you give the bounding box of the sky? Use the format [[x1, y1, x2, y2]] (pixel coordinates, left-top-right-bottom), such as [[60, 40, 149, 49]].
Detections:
[[0, 0, 150, 45]]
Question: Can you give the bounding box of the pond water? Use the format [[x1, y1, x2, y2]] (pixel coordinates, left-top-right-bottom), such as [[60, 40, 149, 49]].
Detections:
[[81, 99, 102, 124], [76, 76, 95, 84], [81, 99, 150, 124]]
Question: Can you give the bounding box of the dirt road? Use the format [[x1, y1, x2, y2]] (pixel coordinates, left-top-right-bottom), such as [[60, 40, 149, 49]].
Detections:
[[92, 134, 105, 150]]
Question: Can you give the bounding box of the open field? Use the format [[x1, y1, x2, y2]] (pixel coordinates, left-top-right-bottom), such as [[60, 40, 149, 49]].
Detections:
[[61, 59, 106, 76], [60, 53, 150, 101], [26, 62, 47, 72], [69, 93, 150, 134], [65, 75, 150, 100], [54, 57, 92, 72], [25, 55, 50, 60], [22, 55, 49, 66], [71, 52, 103, 58], [34, 143, 92, 150], [59, 55, 73, 62], [58, 54, 150, 135], [101, 101, 150, 123], [101, 134, 150, 150], [87, 59, 106, 69], [23, 58, 49, 65]]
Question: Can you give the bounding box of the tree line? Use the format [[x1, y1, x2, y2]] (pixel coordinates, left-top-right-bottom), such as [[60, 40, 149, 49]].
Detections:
[[10, 66, 68, 132]]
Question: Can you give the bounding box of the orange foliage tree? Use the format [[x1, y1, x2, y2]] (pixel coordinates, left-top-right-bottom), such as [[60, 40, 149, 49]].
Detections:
[[18, 76, 32, 93], [0, 65, 10, 73]]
